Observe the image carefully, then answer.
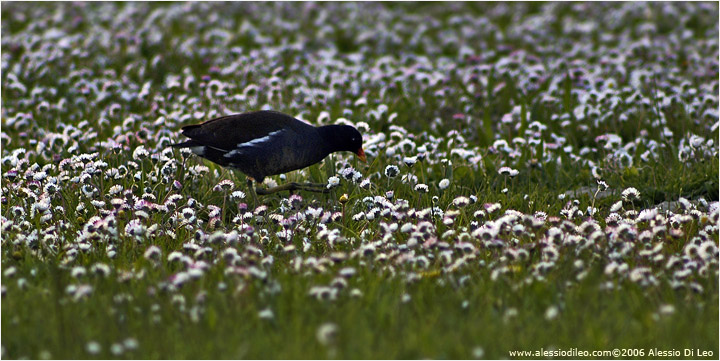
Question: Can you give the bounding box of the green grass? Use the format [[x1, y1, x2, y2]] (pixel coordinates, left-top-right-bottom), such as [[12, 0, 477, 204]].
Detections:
[[3, 260, 717, 359], [1, 2, 718, 359]]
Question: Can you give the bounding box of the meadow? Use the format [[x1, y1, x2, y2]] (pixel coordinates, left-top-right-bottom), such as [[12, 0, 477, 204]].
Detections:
[[1, 2, 718, 359]]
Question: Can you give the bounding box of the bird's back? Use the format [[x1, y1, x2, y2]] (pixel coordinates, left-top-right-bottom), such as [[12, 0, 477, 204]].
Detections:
[[180, 111, 304, 150]]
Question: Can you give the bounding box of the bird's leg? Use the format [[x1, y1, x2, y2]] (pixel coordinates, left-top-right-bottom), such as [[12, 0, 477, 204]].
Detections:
[[248, 178, 260, 208], [295, 182, 329, 188], [256, 182, 329, 195]]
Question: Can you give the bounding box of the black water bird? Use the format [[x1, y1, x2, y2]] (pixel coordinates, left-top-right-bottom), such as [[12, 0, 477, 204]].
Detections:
[[172, 110, 366, 196]]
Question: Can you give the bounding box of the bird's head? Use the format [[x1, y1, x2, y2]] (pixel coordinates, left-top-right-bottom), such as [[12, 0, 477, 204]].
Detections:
[[323, 124, 366, 163]]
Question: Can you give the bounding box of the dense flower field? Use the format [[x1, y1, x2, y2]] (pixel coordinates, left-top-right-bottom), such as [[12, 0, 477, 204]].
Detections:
[[1, 2, 718, 359]]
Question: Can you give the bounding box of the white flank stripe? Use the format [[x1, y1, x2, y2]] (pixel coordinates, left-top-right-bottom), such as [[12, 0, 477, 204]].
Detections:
[[225, 149, 241, 157], [238, 130, 282, 147], [224, 130, 283, 158]]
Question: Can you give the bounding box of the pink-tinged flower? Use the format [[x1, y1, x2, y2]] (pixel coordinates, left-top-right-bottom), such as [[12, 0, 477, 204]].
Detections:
[[359, 178, 371, 189], [132, 146, 149, 160], [254, 205, 268, 216], [340, 167, 362, 183], [214, 179, 235, 192], [484, 203, 501, 214], [143, 246, 162, 261], [453, 196, 470, 208]]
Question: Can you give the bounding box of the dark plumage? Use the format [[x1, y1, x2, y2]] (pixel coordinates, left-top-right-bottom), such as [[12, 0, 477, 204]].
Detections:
[[172, 110, 366, 183]]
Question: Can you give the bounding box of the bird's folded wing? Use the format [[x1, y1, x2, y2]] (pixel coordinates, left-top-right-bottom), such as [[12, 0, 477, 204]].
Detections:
[[180, 111, 300, 151]]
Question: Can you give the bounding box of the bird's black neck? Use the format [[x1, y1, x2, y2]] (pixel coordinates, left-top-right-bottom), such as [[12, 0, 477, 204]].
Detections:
[[317, 125, 349, 153]]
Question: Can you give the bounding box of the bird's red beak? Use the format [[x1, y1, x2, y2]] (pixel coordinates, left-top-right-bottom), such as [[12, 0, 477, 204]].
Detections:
[[356, 147, 367, 163]]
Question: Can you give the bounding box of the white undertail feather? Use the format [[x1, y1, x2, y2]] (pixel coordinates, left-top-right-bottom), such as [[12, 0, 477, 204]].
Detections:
[[189, 146, 205, 156]]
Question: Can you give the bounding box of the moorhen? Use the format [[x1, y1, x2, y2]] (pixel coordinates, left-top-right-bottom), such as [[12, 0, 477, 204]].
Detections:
[[172, 110, 366, 197]]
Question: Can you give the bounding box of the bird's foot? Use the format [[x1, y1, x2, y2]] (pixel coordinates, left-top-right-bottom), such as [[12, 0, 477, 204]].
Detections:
[[256, 182, 329, 195]]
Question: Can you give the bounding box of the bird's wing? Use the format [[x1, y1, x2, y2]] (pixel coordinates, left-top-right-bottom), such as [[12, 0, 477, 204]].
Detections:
[[180, 111, 307, 151]]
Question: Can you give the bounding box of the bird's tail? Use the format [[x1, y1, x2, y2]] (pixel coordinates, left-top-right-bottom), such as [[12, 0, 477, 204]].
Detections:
[[169, 125, 203, 148], [169, 140, 199, 148]]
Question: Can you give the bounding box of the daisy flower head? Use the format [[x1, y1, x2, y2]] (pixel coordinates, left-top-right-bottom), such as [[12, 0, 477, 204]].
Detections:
[[143, 245, 162, 261], [622, 187, 641, 202], [403, 156, 417, 167], [453, 196, 470, 208], [498, 167, 519, 177], [230, 190, 246, 200], [340, 167, 362, 183], [359, 178, 371, 189], [214, 179, 235, 192], [384, 165, 400, 178], [132, 145, 149, 160], [597, 179, 609, 192], [439, 178, 450, 190], [327, 176, 341, 189], [414, 184, 429, 193]]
